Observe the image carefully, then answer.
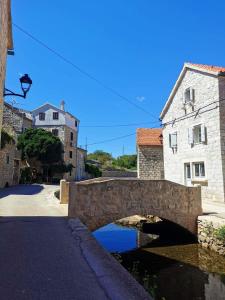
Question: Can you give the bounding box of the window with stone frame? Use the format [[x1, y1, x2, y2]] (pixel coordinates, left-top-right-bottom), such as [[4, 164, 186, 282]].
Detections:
[[184, 87, 195, 104], [193, 162, 205, 178], [169, 132, 177, 149], [53, 112, 59, 120], [6, 154, 9, 164], [52, 129, 59, 136], [188, 124, 206, 145], [70, 132, 74, 141], [69, 151, 73, 158], [39, 112, 45, 121]]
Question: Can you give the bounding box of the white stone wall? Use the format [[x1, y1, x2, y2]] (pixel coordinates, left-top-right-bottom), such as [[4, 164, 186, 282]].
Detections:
[[162, 68, 225, 202]]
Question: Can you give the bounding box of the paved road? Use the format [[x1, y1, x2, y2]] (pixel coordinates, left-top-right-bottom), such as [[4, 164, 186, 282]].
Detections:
[[0, 185, 150, 300], [0, 184, 67, 216]]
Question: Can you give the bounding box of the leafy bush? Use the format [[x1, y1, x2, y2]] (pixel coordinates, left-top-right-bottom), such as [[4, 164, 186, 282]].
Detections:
[[85, 163, 102, 178], [1, 130, 15, 149], [20, 167, 32, 184], [215, 226, 225, 241]]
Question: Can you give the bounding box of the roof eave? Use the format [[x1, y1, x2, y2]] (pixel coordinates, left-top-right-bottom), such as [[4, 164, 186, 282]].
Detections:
[[160, 63, 221, 120]]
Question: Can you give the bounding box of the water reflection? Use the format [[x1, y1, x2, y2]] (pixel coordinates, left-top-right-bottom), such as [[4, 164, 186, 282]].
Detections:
[[94, 223, 225, 300]]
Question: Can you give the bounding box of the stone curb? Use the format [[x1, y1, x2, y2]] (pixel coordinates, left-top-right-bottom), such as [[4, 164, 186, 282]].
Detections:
[[68, 218, 152, 300]]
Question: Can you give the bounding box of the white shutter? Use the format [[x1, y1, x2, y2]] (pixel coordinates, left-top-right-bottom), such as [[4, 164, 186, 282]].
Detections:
[[190, 88, 195, 102], [188, 128, 194, 145], [201, 124, 206, 143]]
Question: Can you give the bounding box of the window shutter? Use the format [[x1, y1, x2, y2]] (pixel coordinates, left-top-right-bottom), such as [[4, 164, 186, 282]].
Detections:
[[188, 128, 193, 145], [169, 134, 172, 148], [190, 88, 195, 102], [201, 124, 206, 143]]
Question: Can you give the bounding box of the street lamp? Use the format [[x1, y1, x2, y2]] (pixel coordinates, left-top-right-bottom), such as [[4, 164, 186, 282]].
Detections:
[[159, 133, 163, 145], [4, 74, 32, 98]]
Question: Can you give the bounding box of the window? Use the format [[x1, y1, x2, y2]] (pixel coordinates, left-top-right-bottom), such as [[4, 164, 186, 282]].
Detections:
[[53, 112, 59, 120], [169, 132, 177, 148], [193, 162, 205, 178], [6, 155, 9, 164], [39, 112, 45, 121], [69, 151, 73, 158], [70, 132, 74, 141], [189, 124, 206, 145], [184, 88, 195, 104], [52, 129, 59, 136], [75, 120, 78, 127]]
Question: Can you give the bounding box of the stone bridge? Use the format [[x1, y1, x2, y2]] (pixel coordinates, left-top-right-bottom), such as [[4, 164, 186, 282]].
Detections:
[[67, 178, 202, 235]]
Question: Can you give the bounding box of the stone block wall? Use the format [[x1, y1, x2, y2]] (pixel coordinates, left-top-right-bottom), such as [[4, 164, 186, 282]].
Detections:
[[0, 143, 21, 187], [138, 145, 164, 179], [198, 215, 225, 255], [68, 178, 202, 234], [0, 0, 12, 144], [102, 170, 137, 178]]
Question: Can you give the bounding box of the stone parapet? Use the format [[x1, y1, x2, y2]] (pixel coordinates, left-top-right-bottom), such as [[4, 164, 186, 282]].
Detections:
[[68, 178, 202, 234]]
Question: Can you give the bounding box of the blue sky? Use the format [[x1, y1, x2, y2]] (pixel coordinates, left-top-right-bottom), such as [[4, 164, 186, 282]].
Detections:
[[6, 0, 225, 156]]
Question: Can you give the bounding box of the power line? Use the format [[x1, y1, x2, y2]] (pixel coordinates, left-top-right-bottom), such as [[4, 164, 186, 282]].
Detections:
[[82, 126, 159, 147], [162, 98, 225, 127], [80, 120, 160, 128], [13, 23, 159, 120]]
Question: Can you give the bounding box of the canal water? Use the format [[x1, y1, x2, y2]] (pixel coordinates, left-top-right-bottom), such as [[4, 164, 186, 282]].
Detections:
[[93, 222, 225, 300]]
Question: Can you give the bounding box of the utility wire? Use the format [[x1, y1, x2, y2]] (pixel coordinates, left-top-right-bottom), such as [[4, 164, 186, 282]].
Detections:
[[82, 125, 159, 147], [162, 98, 225, 127], [13, 23, 158, 120], [80, 120, 160, 128]]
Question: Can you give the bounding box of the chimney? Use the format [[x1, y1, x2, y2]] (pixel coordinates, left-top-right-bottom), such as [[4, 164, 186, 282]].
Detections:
[[60, 100, 65, 111]]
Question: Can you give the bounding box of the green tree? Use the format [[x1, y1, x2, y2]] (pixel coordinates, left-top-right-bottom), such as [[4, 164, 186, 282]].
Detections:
[[113, 154, 137, 170], [87, 150, 113, 166], [18, 128, 63, 164]]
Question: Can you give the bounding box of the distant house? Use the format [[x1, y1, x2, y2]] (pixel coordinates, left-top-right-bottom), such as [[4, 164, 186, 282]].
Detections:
[[32, 101, 80, 181], [76, 147, 88, 181], [160, 62, 225, 203], [137, 128, 164, 179]]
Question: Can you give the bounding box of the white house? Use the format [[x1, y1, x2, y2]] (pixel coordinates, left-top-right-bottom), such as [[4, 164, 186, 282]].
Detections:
[[160, 63, 225, 203], [32, 101, 80, 181]]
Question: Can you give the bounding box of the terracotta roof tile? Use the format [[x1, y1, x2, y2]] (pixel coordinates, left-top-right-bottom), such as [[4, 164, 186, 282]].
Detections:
[[187, 63, 225, 73], [137, 128, 163, 146]]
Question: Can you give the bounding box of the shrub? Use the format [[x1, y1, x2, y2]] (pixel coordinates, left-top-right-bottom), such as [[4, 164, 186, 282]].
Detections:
[[1, 130, 15, 149], [215, 226, 225, 241], [85, 163, 102, 178]]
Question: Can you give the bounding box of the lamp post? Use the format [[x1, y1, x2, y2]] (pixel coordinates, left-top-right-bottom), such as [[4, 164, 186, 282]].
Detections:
[[4, 74, 32, 99]]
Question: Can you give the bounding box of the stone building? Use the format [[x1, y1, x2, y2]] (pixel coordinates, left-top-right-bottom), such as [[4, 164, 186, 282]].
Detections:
[[76, 147, 88, 181], [160, 62, 225, 203], [32, 101, 80, 181], [0, 0, 13, 144], [0, 102, 32, 188], [137, 128, 164, 179]]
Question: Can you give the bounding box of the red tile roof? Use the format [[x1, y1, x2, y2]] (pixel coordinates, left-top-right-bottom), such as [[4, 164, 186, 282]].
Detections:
[[137, 128, 163, 146], [187, 63, 225, 73]]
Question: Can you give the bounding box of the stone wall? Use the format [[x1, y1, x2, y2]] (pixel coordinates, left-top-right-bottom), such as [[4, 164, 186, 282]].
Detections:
[[0, 143, 21, 188], [137, 145, 164, 179], [0, 0, 13, 145], [102, 170, 137, 178], [162, 68, 225, 202], [68, 178, 202, 234], [198, 215, 225, 255]]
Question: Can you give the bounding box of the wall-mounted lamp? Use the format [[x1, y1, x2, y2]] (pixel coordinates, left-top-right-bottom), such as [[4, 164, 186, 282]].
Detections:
[[4, 74, 32, 98]]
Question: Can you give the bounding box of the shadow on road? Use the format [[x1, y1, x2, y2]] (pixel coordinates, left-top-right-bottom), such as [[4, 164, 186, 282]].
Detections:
[[0, 185, 44, 198]]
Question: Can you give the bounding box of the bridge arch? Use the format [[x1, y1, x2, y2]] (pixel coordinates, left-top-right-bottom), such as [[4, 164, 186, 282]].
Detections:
[[68, 178, 202, 235]]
